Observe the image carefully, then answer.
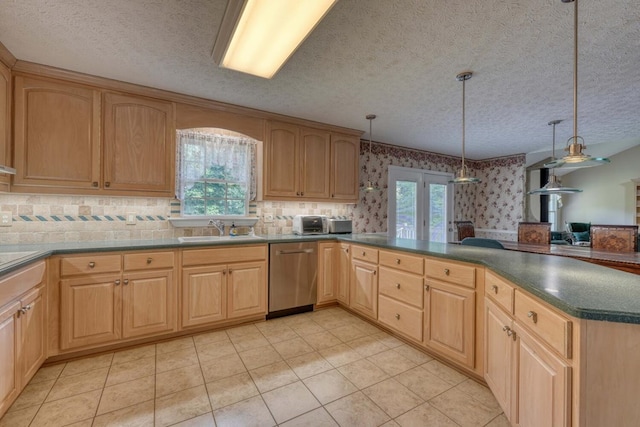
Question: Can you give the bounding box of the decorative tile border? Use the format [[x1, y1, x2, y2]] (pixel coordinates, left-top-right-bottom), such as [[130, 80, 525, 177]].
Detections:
[[10, 214, 167, 222]]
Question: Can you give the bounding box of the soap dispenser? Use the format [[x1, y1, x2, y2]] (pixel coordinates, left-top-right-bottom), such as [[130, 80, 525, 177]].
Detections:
[[229, 222, 238, 236]]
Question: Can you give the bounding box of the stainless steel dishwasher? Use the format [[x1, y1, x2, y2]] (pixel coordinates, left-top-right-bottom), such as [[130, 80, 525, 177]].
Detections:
[[268, 242, 317, 318]]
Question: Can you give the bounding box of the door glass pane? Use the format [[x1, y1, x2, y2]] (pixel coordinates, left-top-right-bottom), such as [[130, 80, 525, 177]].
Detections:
[[429, 183, 447, 242], [396, 181, 417, 239]]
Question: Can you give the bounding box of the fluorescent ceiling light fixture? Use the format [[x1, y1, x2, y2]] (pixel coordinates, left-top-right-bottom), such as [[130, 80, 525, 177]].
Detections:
[[212, 0, 338, 79]]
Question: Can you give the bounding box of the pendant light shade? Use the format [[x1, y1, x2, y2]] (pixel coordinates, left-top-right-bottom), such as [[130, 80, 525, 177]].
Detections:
[[361, 114, 380, 192], [450, 72, 480, 184], [528, 120, 583, 195], [545, 0, 610, 169]]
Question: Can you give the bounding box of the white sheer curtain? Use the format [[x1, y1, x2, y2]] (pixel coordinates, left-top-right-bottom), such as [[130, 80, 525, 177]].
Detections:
[[176, 130, 257, 210]]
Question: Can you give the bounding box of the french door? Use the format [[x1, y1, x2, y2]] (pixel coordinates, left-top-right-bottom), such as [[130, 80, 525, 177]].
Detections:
[[388, 166, 453, 242]]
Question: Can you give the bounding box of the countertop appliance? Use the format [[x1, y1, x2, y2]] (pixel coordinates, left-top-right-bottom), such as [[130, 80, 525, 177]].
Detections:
[[292, 215, 327, 235], [268, 242, 317, 318], [328, 219, 352, 234]]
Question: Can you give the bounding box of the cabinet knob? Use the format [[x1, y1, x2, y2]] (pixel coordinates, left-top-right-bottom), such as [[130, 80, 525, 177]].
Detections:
[[491, 285, 498, 294], [115, 279, 121, 285], [300, 192, 304, 196], [424, 285, 430, 291], [362, 251, 366, 256], [395, 313, 400, 320], [123, 279, 129, 285], [88, 262, 96, 268], [444, 268, 450, 276], [146, 257, 153, 264], [527, 311, 538, 324], [92, 182, 98, 187], [395, 258, 401, 264], [223, 269, 227, 275], [372, 270, 376, 275], [105, 182, 111, 187], [396, 283, 401, 289], [331, 194, 334, 198], [229, 269, 233, 274], [345, 248, 349, 254]]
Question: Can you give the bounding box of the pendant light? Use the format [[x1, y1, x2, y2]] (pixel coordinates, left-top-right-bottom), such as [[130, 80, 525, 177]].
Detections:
[[544, 0, 610, 169], [450, 72, 481, 184], [361, 114, 380, 192], [528, 120, 582, 194]]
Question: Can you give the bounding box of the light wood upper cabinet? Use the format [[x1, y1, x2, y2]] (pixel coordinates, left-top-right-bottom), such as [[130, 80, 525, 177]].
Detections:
[[264, 121, 359, 202], [13, 75, 101, 191], [0, 61, 11, 192], [103, 92, 175, 195], [330, 134, 359, 201], [264, 121, 299, 198]]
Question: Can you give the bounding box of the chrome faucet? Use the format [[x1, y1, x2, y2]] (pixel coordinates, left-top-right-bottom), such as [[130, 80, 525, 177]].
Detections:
[[208, 219, 225, 235]]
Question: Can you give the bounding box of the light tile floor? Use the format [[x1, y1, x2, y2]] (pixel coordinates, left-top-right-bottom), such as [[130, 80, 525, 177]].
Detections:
[[0, 307, 511, 427]]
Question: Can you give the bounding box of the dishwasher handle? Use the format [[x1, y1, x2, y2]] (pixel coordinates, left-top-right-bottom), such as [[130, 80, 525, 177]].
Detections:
[[275, 249, 315, 255]]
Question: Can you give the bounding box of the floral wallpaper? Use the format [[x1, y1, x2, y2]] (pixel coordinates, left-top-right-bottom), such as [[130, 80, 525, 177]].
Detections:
[[353, 141, 526, 241]]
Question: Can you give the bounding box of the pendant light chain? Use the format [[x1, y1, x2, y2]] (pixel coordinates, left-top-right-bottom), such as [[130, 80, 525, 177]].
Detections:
[[461, 75, 466, 171]]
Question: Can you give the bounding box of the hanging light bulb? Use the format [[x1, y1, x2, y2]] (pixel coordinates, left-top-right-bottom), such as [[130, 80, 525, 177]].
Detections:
[[529, 120, 583, 194], [361, 114, 380, 192], [545, 0, 610, 169], [450, 72, 481, 184]]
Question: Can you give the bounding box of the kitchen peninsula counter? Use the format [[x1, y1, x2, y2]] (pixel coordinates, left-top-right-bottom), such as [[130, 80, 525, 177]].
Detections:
[[1, 233, 639, 324]]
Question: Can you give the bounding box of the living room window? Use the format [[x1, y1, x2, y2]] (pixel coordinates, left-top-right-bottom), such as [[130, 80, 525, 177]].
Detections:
[[176, 129, 257, 216]]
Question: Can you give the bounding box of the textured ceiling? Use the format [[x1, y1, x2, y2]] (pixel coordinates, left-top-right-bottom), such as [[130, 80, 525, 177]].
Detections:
[[1, 0, 639, 163]]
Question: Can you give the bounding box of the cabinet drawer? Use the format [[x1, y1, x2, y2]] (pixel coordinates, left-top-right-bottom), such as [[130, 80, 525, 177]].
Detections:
[[514, 290, 572, 358], [378, 295, 423, 341], [485, 271, 515, 313], [182, 244, 267, 267], [351, 245, 378, 264], [425, 257, 475, 289], [124, 251, 175, 271], [60, 254, 121, 276], [379, 267, 423, 309], [379, 250, 424, 275]]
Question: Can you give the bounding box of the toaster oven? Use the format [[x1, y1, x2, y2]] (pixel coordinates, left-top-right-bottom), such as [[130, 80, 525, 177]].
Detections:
[[292, 215, 328, 235]]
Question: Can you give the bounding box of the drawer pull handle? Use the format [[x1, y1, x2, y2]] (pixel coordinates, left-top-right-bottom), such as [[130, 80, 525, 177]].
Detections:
[[105, 182, 111, 188], [396, 283, 401, 289], [147, 257, 153, 264], [395, 313, 400, 320], [92, 181, 98, 187], [115, 279, 121, 285], [491, 285, 498, 294], [123, 279, 129, 285], [396, 258, 401, 264], [444, 268, 450, 276], [527, 311, 538, 324], [88, 262, 96, 268]]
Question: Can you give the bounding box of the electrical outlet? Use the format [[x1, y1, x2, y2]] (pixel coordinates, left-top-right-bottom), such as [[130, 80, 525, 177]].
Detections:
[[264, 214, 274, 223], [126, 212, 137, 225], [0, 211, 12, 227]]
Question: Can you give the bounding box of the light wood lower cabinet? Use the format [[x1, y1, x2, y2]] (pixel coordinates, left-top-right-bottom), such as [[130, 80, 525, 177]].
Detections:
[[59, 251, 176, 350], [0, 261, 47, 418], [484, 298, 514, 419], [350, 258, 378, 320], [181, 245, 267, 328], [424, 278, 476, 368], [337, 243, 350, 305], [317, 242, 337, 305]]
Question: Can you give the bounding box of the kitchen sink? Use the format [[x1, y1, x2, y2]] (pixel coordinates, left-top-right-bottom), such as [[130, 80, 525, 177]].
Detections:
[[178, 235, 266, 243]]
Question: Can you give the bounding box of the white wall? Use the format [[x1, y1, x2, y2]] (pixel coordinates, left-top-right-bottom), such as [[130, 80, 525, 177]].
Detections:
[[561, 144, 640, 225]]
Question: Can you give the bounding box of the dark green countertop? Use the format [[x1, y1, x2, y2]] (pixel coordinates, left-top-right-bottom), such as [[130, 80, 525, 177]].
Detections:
[[2, 234, 639, 324]]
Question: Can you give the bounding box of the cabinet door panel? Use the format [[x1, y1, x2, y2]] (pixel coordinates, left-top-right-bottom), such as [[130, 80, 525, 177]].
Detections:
[[19, 286, 46, 384], [264, 121, 299, 197], [103, 92, 174, 194], [182, 265, 227, 327], [337, 244, 350, 305], [330, 135, 359, 201], [514, 325, 571, 427], [13, 76, 100, 189], [425, 279, 475, 368], [484, 298, 513, 419], [227, 261, 266, 319], [122, 270, 176, 338], [0, 302, 20, 415], [0, 62, 10, 191], [300, 128, 330, 198], [317, 243, 337, 304], [60, 274, 121, 349], [350, 259, 378, 319]]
